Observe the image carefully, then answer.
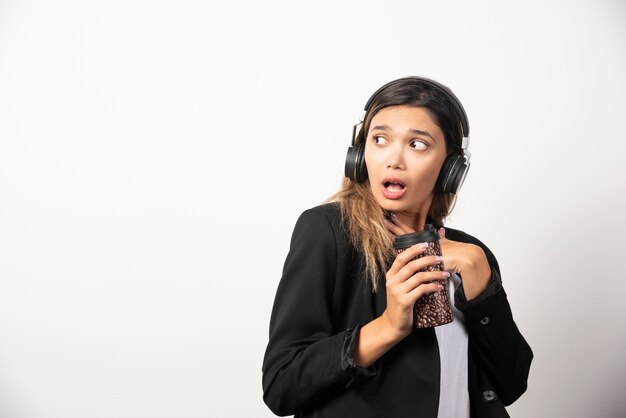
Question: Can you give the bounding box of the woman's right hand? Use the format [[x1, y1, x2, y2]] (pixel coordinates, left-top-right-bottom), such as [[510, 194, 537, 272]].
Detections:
[[381, 243, 450, 340]]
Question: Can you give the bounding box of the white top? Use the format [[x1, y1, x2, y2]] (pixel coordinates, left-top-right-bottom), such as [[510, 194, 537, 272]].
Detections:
[[434, 272, 470, 418]]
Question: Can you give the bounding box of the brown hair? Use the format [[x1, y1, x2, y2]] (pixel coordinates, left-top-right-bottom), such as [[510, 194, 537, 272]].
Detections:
[[326, 77, 464, 292]]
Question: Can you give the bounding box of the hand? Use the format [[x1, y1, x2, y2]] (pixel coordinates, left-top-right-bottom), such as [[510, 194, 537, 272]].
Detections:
[[384, 213, 415, 238], [381, 243, 450, 340], [437, 227, 492, 300], [384, 215, 492, 301]]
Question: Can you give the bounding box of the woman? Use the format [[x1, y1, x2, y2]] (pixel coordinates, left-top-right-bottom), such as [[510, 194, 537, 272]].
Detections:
[[262, 76, 533, 418]]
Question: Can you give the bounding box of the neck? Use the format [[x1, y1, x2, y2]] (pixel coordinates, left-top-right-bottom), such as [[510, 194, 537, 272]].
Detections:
[[394, 211, 429, 232], [393, 193, 433, 231]]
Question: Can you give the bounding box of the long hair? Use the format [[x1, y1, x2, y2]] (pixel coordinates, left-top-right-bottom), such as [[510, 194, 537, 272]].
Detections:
[[326, 77, 465, 293]]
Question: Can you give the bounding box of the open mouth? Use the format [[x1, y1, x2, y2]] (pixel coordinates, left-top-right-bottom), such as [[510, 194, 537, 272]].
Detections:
[[381, 178, 407, 199], [383, 180, 406, 192]]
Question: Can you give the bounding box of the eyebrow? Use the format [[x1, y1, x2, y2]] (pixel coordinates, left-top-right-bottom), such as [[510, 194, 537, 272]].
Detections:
[[370, 125, 437, 142]]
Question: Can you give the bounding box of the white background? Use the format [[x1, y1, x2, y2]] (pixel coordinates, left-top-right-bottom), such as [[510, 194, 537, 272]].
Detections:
[[1, 0, 625, 417]]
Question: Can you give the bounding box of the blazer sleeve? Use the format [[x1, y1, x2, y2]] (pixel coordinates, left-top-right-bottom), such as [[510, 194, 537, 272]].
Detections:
[[448, 229, 534, 406], [261, 208, 373, 416]]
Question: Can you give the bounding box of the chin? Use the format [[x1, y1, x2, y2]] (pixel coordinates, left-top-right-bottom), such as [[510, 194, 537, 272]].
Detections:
[[378, 200, 407, 212], [381, 195, 432, 214]]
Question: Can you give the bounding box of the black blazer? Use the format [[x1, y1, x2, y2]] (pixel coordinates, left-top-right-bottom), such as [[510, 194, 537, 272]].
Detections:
[[262, 203, 533, 417]]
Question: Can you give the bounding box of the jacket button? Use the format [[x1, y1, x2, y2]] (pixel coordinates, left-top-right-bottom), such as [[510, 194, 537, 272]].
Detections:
[[480, 316, 490, 325], [482, 390, 498, 403]]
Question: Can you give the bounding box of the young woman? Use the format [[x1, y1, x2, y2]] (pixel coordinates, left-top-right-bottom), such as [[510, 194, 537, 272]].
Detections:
[[262, 76, 533, 418]]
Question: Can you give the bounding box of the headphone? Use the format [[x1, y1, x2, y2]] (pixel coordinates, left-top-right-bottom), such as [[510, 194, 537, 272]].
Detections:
[[344, 76, 472, 195]]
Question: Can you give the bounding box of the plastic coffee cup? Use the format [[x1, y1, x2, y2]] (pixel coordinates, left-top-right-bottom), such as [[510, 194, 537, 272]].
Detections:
[[393, 224, 453, 328]]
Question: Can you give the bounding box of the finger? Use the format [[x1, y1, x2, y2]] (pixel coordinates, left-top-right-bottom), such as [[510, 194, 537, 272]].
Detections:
[[438, 227, 446, 240], [398, 270, 449, 294], [386, 270, 443, 304], [406, 282, 444, 303], [388, 243, 430, 276], [390, 214, 415, 234], [384, 220, 405, 236], [391, 255, 443, 284]]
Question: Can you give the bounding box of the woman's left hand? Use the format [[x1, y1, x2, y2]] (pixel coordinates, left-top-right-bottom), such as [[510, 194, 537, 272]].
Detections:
[[385, 215, 492, 300]]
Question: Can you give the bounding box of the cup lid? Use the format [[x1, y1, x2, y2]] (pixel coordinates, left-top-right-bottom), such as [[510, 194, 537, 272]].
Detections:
[[393, 224, 439, 249]]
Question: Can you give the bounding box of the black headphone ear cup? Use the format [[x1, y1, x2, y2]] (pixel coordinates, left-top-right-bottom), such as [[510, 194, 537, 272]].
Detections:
[[344, 145, 358, 181], [354, 141, 368, 183], [344, 141, 368, 183], [437, 153, 470, 194]]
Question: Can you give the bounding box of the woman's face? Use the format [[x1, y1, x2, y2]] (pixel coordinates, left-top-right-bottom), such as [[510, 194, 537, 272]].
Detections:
[[363, 105, 448, 216]]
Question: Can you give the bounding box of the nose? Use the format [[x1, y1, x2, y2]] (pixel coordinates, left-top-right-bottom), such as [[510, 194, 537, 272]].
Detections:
[[387, 159, 402, 169], [387, 145, 405, 169]]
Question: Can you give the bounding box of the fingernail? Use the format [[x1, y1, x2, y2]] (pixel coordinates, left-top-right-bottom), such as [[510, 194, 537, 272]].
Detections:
[[418, 242, 429, 249], [442, 271, 450, 277], [435, 256, 444, 262]]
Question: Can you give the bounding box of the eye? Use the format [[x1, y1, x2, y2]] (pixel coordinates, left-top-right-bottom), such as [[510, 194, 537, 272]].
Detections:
[[409, 139, 427, 150], [373, 135, 388, 145]]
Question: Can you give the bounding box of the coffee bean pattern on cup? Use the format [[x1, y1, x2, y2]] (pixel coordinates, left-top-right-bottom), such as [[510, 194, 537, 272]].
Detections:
[[394, 225, 453, 328]]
